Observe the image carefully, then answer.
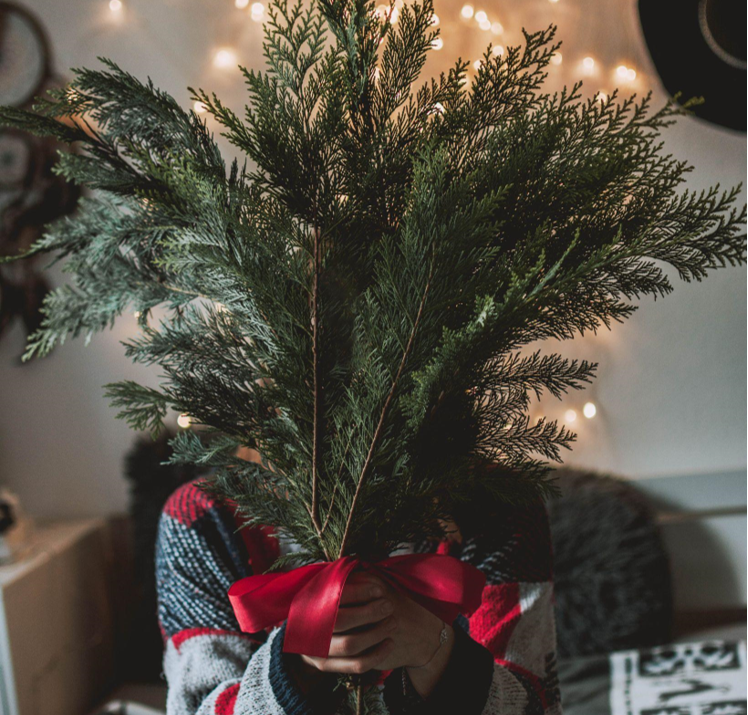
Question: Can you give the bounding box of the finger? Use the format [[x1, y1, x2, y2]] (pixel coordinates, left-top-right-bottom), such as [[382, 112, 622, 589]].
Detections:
[[339, 577, 384, 606], [313, 638, 395, 675], [328, 616, 397, 657], [334, 597, 394, 633]]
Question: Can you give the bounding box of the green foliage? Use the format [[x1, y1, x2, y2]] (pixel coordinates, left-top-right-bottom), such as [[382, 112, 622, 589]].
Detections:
[[1, 0, 745, 568]]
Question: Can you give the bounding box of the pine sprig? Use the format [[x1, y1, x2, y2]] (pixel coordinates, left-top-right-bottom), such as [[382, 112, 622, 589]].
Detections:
[[0, 0, 744, 572]]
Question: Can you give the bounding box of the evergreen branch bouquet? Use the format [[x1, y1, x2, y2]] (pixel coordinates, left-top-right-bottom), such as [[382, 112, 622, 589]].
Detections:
[[1, 0, 744, 685]]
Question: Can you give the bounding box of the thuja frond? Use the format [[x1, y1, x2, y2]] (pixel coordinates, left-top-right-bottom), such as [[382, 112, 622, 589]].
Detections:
[[0, 0, 744, 566]]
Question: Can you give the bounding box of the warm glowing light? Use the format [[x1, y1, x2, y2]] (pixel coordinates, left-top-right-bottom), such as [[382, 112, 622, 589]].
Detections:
[[491, 44, 504, 56], [583, 56, 595, 70], [626, 68, 636, 81], [250, 2, 264, 20], [616, 64, 629, 79], [133, 310, 141, 318], [597, 91, 608, 102], [479, 18, 491, 30], [461, 4, 474, 19], [376, 3, 387, 15], [431, 13, 439, 25], [583, 402, 597, 419], [551, 52, 562, 65], [548, 0, 560, 4], [109, 0, 122, 11], [235, 0, 249, 7], [474, 10, 487, 23], [433, 102, 445, 114], [491, 21, 503, 35], [473, 59, 483, 70], [564, 409, 578, 423], [431, 37, 443, 50], [177, 414, 192, 428], [193, 101, 207, 113], [214, 48, 237, 69], [389, 6, 399, 22]]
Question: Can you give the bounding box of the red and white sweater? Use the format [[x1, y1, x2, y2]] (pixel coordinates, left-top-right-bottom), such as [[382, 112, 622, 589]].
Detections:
[[155, 481, 562, 714]]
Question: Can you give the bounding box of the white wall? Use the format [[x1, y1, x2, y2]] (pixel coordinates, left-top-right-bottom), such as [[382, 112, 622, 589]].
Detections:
[[0, 0, 744, 519]]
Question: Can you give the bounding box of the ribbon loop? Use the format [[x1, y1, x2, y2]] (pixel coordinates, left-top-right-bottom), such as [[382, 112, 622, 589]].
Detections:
[[228, 553, 486, 658]]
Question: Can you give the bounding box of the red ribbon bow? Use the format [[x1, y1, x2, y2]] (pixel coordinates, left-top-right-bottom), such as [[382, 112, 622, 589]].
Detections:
[[228, 553, 486, 658]]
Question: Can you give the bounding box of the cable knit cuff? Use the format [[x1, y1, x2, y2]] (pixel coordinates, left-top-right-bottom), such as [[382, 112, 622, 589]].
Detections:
[[269, 624, 343, 715], [383, 624, 495, 715]]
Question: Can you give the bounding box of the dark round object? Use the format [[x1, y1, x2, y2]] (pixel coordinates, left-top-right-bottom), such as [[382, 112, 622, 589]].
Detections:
[[638, 0, 746, 132], [547, 469, 673, 658]]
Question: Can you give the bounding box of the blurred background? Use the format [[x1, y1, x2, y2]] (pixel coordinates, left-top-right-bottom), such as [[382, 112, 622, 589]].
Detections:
[[0, 0, 744, 714]]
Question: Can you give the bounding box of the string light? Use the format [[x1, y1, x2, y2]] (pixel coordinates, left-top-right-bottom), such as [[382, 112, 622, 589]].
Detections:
[[213, 48, 238, 69], [431, 37, 444, 50], [597, 91, 608, 102], [235, 0, 249, 7], [551, 52, 562, 65], [583, 56, 595, 71], [389, 6, 399, 23], [491, 22, 503, 35], [564, 409, 578, 423], [109, 0, 122, 12], [479, 18, 491, 30], [473, 59, 482, 71], [616, 64, 637, 82], [193, 101, 207, 113], [548, 0, 560, 4], [461, 4, 474, 19], [583, 402, 597, 419], [133, 310, 141, 318], [250, 2, 264, 21], [431, 13, 439, 25], [177, 414, 192, 429], [491, 44, 504, 56], [474, 10, 487, 23]]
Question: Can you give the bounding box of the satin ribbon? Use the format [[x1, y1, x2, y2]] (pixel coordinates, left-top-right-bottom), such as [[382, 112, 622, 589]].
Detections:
[[228, 553, 486, 658]]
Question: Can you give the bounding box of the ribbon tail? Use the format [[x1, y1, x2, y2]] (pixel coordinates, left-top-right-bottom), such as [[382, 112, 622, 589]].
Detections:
[[284, 556, 359, 657]]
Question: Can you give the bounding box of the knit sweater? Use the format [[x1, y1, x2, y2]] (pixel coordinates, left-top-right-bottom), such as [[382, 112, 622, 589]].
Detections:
[[155, 481, 562, 714]]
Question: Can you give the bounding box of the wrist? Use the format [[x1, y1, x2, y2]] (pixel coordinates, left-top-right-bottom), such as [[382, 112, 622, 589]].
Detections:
[[288, 653, 332, 695]]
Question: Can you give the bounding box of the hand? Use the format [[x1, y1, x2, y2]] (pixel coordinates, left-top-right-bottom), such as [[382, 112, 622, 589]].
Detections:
[[296, 571, 453, 698]]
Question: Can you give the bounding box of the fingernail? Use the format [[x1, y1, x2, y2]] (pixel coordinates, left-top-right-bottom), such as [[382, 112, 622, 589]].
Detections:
[[381, 600, 393, 616]]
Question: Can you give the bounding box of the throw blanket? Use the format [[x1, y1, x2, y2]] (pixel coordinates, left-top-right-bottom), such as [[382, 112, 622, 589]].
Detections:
[[559, 639, 746, 715]]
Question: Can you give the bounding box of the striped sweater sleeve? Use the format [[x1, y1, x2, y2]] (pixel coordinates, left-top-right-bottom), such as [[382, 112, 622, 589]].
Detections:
[[155, 481, 322, 715], [459, 499, 562, 715]]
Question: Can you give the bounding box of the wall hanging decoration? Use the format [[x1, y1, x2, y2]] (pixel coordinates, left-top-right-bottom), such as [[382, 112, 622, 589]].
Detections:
[[0, 2, 80, 351]]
